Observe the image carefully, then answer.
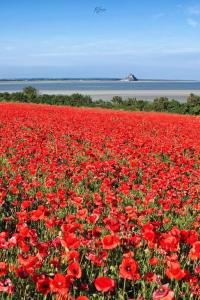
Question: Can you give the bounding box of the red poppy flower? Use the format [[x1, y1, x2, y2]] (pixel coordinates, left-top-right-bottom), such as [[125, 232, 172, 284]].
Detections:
[[119, 257, 139, 280], [18, 254, 39, 269], [189, 241, 200, 260], [0, 262, 7, 277], [166, 262, 186, 280], [35, 275, 50, 295], [0, 278, 14, 294], [67, 250, 80, 264], [102, 234, 120, 250], [153, 284, 174, 300], [159, 233, 179, 252], [61, 233, 81, 250], [94, 276, 116, 292], [149, 257, 159, 266], [50, 274, 71, 296], [143, 229, 156, 242], [76, 208, 88, 219], [144, 272, 157, 282], [67, 262, 82, 279], [15, 267, 30, 279]]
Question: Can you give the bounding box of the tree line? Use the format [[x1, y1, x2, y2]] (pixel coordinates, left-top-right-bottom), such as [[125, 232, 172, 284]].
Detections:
[[0, 86, 200, 115]]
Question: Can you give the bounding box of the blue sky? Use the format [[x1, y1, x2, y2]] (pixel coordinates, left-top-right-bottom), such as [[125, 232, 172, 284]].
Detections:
[[0, 0, 200, 79]]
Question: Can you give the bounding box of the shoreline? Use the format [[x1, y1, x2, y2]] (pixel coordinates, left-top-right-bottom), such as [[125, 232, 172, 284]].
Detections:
[[40, 89, 200, 102], [1, 89, 200, 102], [0, 80, 200, 85]]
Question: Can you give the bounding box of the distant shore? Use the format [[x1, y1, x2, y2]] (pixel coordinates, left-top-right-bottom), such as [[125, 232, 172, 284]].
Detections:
[[0, 79, 199, 84], [38, 89, 200, 102], [0, 89, 200, 102]]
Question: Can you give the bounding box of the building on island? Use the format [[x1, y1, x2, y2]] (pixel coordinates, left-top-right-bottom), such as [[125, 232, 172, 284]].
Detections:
[[126, 73, 138, 81]]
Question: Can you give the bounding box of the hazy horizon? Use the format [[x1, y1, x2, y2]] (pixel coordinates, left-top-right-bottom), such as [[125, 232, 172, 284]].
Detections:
[[1, 0, 200, 80], [0, 75, 199, 81]]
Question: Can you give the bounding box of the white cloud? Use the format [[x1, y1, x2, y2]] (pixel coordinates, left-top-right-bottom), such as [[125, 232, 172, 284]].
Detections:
[[161, 47, 200, 55], [4, 46, 15, 51], [152, 13, 165, 19], [187, 18, 198, 28], [29, 46, 200, 59], [188, 5, 200, 15]]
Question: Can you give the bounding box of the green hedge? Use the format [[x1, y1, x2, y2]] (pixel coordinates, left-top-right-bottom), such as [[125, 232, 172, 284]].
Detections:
[[0, 86, 200, 115]]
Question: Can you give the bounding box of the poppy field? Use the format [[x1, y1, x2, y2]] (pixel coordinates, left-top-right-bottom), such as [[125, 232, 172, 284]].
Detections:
[[0, 103, 200, 300]]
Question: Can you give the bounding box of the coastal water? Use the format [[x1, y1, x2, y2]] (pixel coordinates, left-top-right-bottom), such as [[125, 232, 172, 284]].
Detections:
[[0, 79, 200, 91]]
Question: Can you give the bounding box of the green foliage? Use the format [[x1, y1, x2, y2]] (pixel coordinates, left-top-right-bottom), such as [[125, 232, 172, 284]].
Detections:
[[23, 86, 38, 100], [112, 96, 123, 104], [0, 88, 200, 115], [152, 97, 169, 111], [187, 93, 200, 105]]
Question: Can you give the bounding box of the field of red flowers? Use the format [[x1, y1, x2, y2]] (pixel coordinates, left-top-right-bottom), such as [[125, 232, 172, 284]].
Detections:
[[0, 103, 200, 300]]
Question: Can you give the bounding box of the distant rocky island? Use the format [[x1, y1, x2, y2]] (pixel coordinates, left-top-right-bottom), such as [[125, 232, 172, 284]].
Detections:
[[126, 73, 138, 81], [120, 73, 138, 81]]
